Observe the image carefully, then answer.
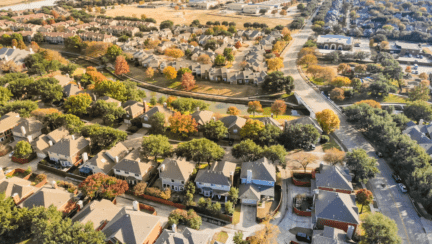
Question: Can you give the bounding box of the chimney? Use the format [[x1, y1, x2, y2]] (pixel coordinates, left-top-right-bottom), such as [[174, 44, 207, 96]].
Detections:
[[66, 73, 70, 78], [347, 225, 355, 240], [13, 46, 16, 49], [51, 180, 58, 189], [319, 162, 324, 172], [77, 200, 84, 210], [229, 171, 234, 185], [271, 113, 274, 118], [71, 135, 75, 140], [196, 106, 200, 112], [172, 224, 177, 233], [115, 156, 119, 163], [159, 164, 165, 173], [419, 119, 424, 126], [82, 152, 88, 162], [133, 200, 140, 211], [77, 82, 82, 89], [143, 100, 147, 113], [246, 169, 252, 184], [12, 193, 20, 205], [48, 140, 53, 147], [313, 189, 319, 206], [163, 102, 167, 108], [20, 126, 26, 135]]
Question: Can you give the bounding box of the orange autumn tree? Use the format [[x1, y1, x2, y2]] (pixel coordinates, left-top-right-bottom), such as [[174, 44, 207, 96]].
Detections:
[[31, 108, 62, 120], [271, 100, 286, 117], [316, 109, 340, 134], [181, 72, 195, 91], [227, 106, 241, 115], [169, 112, 198, 138], [355, 100, 382, 109], [30, 41, 40, 52], [167, 96, 177, 107], [165, 48, 185, 59], [86, 67, 107, 84], [78, 173, 129, 199], [235, 41, 242, 49], [163, 66, 177, 80], [115, 55, 130, 75], [247, 101, 263, 116]]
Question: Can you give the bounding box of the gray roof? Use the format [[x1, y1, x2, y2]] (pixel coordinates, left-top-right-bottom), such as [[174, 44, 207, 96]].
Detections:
[[46, 135, 89, 157], [402, 122, 432, 154], [72, 199, 122, 230], [315, 191, 359, 225], [240, 157, 276, 182], [155, 228, 211, 244], [63, 83, 82, 97], [317, 35, 353, 45], [12, 118, 43, 135], [191, 110, 214, 125], [141, 105, 173, 122], [20, 186, 74, 209], [159, 158, 196, 181], [238, 183, 274, 200], [219, 115, 247, 130], [195, 161, 236, 186], [0, 177, 36, 199], [113, 148, 156, 176], [316, 165, 353, 191], [312, 226, 350, 244]]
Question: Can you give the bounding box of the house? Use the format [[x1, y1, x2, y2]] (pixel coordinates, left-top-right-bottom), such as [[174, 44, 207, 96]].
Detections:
[[98, 96, 122, 107], [242, 5, 260, 14], [312, 226, 352, 244], [191, 109, 214, 126], [314, 190, 359, 233], [71, 199, 122, 230], [315, 164, 354, 194], [46, 135, 90, 165], [238, 157, 276, 205], [0, 176, 37, 205], [140, 54, 162, 68], [104, 26, 140, 36], [102, 207, 163, 244], [195, 161, 236, 200], [78, 32, 117, 43], [33, 127, 70, 159], [12, 118, 43, 143], [316, 35, 354, 50], [158, 157, 196, 192], [0, 112, 21, 143], [395, 42, 423, 56], [113, 148, 158, 185], [402, 120, 432, 156], [122, 100, 148, 124], [63, 83, 83, 97], [19, 182, 75, 214], [0, 47, 31, 67], [81, 142, 128, 176], [227, 3, 246, 11], [219, 115, 247, 140], [195, 1, 219, 9], [155, 227, 211, 244], [140, 104, 174, 128]]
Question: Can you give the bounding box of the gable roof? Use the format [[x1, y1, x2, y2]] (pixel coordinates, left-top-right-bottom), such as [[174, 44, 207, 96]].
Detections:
[[113, 148, 156, 176], [312, 226, 350, 244], [0, 112, 21, 133], [47, 127, 70, 143], [63, 83, 82, 97], [195, 161, 236, 186], [141, 105, 173, 122], [155, 227, 211, 244], [191, 110, 214, 125], [123, 101, 145, 118], [102, 208, 162, 244], [12, 118, 43, 135], [316, 165, 353, 191], [20, 186, 74, 209], [0, 177, 36, 199], [86, 142, 128, 174], [72, 199, 122, 230], [240, 157, 276, 182], [159, 158, 196, 181], [219, 115, 247, 130], [315, 191, 359, 225], [46, 135, 89, 157], [253, 117, 282, 129]]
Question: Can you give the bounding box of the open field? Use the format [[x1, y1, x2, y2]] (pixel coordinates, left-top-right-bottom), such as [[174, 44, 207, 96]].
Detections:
[[0, 0, 41, 7], [105, 6, 299, 28]]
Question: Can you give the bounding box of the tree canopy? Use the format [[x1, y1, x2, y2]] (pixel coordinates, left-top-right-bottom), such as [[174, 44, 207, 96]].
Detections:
[[175, 138, 225, 164]]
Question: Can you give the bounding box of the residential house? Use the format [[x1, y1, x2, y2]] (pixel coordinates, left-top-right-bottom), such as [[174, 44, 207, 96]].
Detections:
[[236, 69, 256, 85], [104, 26, 139, 36], [98, 96, 122, 107], [71, 199, 122, 230], [140, 104, 173, 128], [53, 74, 73, 87], [0, 112, 21, 143], [195, 161, 236, 200], [242, 5, 260, 14], [316, 35, 354, 50], [81, 142, 129, 176], [0, 176, 37, 205], [102, 207, 163, 244], [227, 3, 246, 11], [78, 32, 117, 43], [33, 127, 69, 159], [155, 227, 211, 244], [63, 83, 83, 97], [122, 100, 148, 125], [314, 190, 360, 232], [402, 120, 432, 156], [243, 30, 262, 40], [43, 32, 74, 44], [191, 109, 214, 126], [158, 157, 196, 192], [46, 135, 90, 165], [315, 164, 354, 194], [239, 157, 276, 205], [0, 47, 31, 67], [285, 117, 324, 134], [312, 226, 352, 244], [140, 54, 162, 68], [12, 118, 43, 143], [195, 1, 219, 9], [219, 115, 247, 140], [113, 148, 158, 185]]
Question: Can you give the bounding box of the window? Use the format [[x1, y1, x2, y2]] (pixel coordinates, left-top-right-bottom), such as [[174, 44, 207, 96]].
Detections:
[[211, 184, 215, 186], [181, 181, 184, 184], [233, 129, 238, 133], [116, 169, 120, 172], [135, 174, 139, 177], [125, 171, 129, 174], [171, 179, 175, 182]]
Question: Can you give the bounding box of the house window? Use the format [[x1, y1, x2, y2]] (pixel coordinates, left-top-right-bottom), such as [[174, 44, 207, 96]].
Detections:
[[233, 129, 238, 133], [116, 169, 120, 172], [135, 174, 139, 177], [171, 179, 175, 182], [125, 171, 129, 174], [181, 181, 184, 184]]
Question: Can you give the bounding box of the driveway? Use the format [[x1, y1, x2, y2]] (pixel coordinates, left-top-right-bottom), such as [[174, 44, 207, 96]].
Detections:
[[239, 204, 257, 229]]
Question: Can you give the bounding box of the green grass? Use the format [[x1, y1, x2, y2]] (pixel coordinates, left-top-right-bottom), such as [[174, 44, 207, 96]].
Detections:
[[198, 163, 209, 169], [167, 81, 182, 89], [382, 94, 408, 103], [281, 92, 294, 99], [356, 201, 371, 218], [322, 136, 342, 151], [212, 231, 229, 244], [232, 205, 241, 225], [309, 77, 326, 86]]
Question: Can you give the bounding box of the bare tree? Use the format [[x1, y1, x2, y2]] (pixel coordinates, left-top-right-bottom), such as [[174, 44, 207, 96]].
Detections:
[[293, 152, 318, 173]]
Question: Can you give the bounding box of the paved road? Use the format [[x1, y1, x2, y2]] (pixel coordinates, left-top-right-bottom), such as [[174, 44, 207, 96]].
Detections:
[[279, 8, 431, 244]]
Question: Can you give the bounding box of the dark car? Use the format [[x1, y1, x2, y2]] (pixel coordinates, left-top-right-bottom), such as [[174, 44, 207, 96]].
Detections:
[[376, 151, 383, 157], [296, 232, 312, 243], [392, 173, 402, 183]]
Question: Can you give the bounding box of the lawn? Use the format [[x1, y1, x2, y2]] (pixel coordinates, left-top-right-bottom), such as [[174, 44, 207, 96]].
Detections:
[[232, 204, 241, 225], [382, 94, 408, 103], [211, 231, 229, 244], [250, 114, 301, 124], [256, 201, 273, 219], [322, 136, 342, 151], [356, 201, 371, 219]]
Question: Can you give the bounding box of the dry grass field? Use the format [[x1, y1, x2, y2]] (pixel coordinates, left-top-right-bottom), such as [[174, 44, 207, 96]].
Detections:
[[0, 0, 41, 7], [105, 6, 299, 28]]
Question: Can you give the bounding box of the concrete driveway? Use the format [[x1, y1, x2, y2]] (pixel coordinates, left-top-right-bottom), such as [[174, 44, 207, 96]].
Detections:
[[239, 204, 257, 229]]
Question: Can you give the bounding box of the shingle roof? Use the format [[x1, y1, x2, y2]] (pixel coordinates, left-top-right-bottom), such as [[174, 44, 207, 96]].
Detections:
[[102, 207, 162, 244], [47, 127, 70, 143], [86, 143, 128, 174], [0, 177, 35, 199], [20, 186, 74, 209], [63, 83, 82, 97], [238, 183, 274, 200], [191, 110, 214, 125], [219, 116, 247, 130], [0, 112, 21, 133], [72, 199, 122, 230], [155, 228, 211, 244], [159, 158, 196, 181], [141, 105, 173, 123], [240, 157, 276, 182], [316, 165, 353, 191], [113, 148, 156, 176], [123, 101, 145, 118], [46, 135, 89, 157], [195, 161, 236, 186], [312, 226, 350, 244], [315, 191, 359, 225], [12, 118, 43, 135]]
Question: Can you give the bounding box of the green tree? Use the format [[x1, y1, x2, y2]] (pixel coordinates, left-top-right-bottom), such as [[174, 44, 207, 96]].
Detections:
[[160, 20, 174, 29], [232, 139, 263, 161], [262, 71, 295, 93], [256, 124, 281, 147], [233, 231, 248, 244], [175, 138, 225, 164], [29, 77, 63, 103], [106, 44, 123, 60], [408, 83, 430, 102], [64, 93, 92, 116], [225, 201, 234, 214], [278, 124, 320, 150], [240, 119, 265, 141], [141, 134, 172, 160], [0, 87, 12, 104], [202, 120, 228, 141], [81, 125, 127, 152], [148, 112, 166, 134], [346, 149, 380, 183], [361, 213, 402, 244], [403, 100, 432, 122], [0, 100, 38, 118], [229, 187, 239, 203], [6, 74, 34, 100], [262, 145, 287, 165], [42, 113, 84, 134], [64, 35, 83, 51], [170, 98, 209, 113], [215, 54, 226, 66], [15, 141, 32, 157], [88, 100, 126, 125], [60, 63, 79, 75]]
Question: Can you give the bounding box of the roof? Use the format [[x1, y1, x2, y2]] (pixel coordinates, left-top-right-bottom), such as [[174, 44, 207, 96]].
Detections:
[[20, 186, 74, 209], [316, 165, 353, 191], [0, 177, 36, 199], [159, 158, 196, 181], [141, 105, 173, 123], [0, 112, 21, 133], [253, 117, 282, 129], [98, 96, 121, 107], [0, 47, 30, 64], [86, 143, 128, 174], [12, 118, 43, 135], [46, 135, 89, 157], [47, 127, 70, 143], [317, 35, 353, 45], [195, 161, 236, 186], [155, 228, 211, 244], [238, 183, 274, 200], [191, 110, 214, 125], [72, 199, 122, 230], [219, 115, 247, 130], [315, 191, 359, 225], [312, 226, 350, 244], [63, 83, 82, 97], [113, 148, 156, 176], [102, 208, 162, 244], [53, 74, 73, 87], [123, 101, 145, 118], [240, 157, 276, 182]]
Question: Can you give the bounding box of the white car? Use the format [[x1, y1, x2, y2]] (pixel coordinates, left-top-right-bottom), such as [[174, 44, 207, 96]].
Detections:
[[8, 151, 14, 158], [398, 183, 408, 193]]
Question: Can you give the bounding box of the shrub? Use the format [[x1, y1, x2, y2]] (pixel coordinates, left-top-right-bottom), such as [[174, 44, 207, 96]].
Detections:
[[320, 135, 329, 143], [35, 174, 47, 184], [168, 209, 202, 230], [145, 186, 171, 200]]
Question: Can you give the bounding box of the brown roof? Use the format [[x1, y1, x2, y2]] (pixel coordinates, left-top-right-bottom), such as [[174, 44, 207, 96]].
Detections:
[[86, 142, 128, 174], [0, 177, 36, 199], [113, 148, 156, 176], [47, 127, 70, 143], [20, 186, 74, 209], [0, 112, 21, 133], [191, 110, 214, 125]]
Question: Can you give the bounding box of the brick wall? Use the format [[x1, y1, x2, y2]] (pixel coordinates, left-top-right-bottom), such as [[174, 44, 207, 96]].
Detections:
[[316, 218, 357, 233], [136, 193, 186, 209], [292, 177, 311, 187], [138, 203, 157, 215], [293, 206, 312, 217], [318, 187, 353, 194]]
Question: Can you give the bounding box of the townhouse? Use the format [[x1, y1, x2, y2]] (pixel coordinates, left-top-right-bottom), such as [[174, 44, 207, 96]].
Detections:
[[103, 25, 140, 37], [43, 32, 74, 44], [113, 148, 158, 185], [195, 161, 236, 200], [33, 127, 69, 159], [46, 135, 90, 165], [158, 157, 196, 192], [0, 112, 21, 143], [78, 32, 117, 43]]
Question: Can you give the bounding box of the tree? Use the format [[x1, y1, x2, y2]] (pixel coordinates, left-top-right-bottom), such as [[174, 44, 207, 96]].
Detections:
[[346, 149, 380, 183], [83, 41, 111, 57], [330, 88, 345, 101], [163, 66, 177, 80], [355, 100, 382, 109], [361, 213, 402, 244], [225, 201, 234, 214], [42, 113, 84, 134], [170, 98, 209, 113], [229, 187, 239, 203], [114, 55, 129, 75], [262, 145, 287, 165], [408, 83, 430, 102], [81, 125, 127, 152], [294, 152, 318, 172], [197, 54, 212, 64], [141, 134, 172, 160], [256, 124, 281, 147], [202, 120, 228, 141], [169, 112, 198, 138], [249, 221, 280, 244], [215, 54, 226, 66], [181, 72, 195, 91], [60, 63, 78, 75], [29, 77, 63, 103], [278, 124, 320, 150], [380, 41, 390, 49], [297, 54, 317, 67], [323, 148, 345, 165], [0, 100, 38, 118], [233, 231, 248, 244], [403, 100, 432, 122], [106, 44, 123, 60], [272, 41, 286, 54], [232, 139, 263, 162], [330, 76, 351, 87], [64, 93, 92, 116], [356, 189, 373, 213], [175, 138, 225, 164], [262, 71, 295, 93], [419, 72, 428, 80], [165, 48, 185, 58], [267, 57, 284, 71], [17, 39, 26, 50], [337, 63, 351, 74], [88, 100, 126, 125], [178, 67, 192, 76], [227, 106, 241, 115], [0, 87, 12, 104], [298, 47, 316, 59], [15, 141, 32, 157], [270, 100, 286, 117], [316, 109, 340, 134], [145, 67, 155, 79], [240, 119, 264, 141], [235, 41, 242, 49], [405, 66, 412, 73], [78, 173, 129, 199], [65, 35, 83, 51], [247, 101, 263, 116]]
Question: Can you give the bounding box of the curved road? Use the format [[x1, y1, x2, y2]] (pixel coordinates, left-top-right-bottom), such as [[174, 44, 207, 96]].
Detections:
[[277, 7, 430, 244]]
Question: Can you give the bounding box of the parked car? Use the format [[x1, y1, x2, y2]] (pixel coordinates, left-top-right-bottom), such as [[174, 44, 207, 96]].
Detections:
[[392, 173, 402, 183], [296, 232, 312, 243], [398, 183, 408, 193], [8, 151, 14, 158], [354, 43, 360, 47], [376, 151, 383, 157]]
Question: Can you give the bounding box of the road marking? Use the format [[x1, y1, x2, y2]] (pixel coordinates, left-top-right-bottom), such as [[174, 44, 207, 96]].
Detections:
[[388, 188, 411, 244]]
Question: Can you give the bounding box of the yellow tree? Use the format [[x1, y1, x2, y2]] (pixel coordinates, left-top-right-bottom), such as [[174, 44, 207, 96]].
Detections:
[[270, 100, 286, 117], [197, 54, 212, 64], [249, 220, 280, 244], [247, 101, 263, 116], [145, 67, 155, 79], [114, 55, 130, 75], [163, 66, 177, 80], [227, 106, 241, 115], [298, 47, 316, 59], [419, 72, 428, 80], [330, 88, 345, 101], [294, 152, 318, 172], [324, 148, 346, 165], [380, 41, 389, 49], [17, 39, 27, 50], [281, 27, 291, 36], [337, 63, 351, 74], [330, 76, 351, 87], [267, 57, 284, 71], [165, 48, 185, 58], [316, 109, 340, 134], [355, 100, 382, 109], [272, 41, 286, 54], [297, 54, 317, 67]]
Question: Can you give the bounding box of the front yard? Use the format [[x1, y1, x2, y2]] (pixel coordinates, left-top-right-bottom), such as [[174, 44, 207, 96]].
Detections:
[[211, 231, 229, 244]]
